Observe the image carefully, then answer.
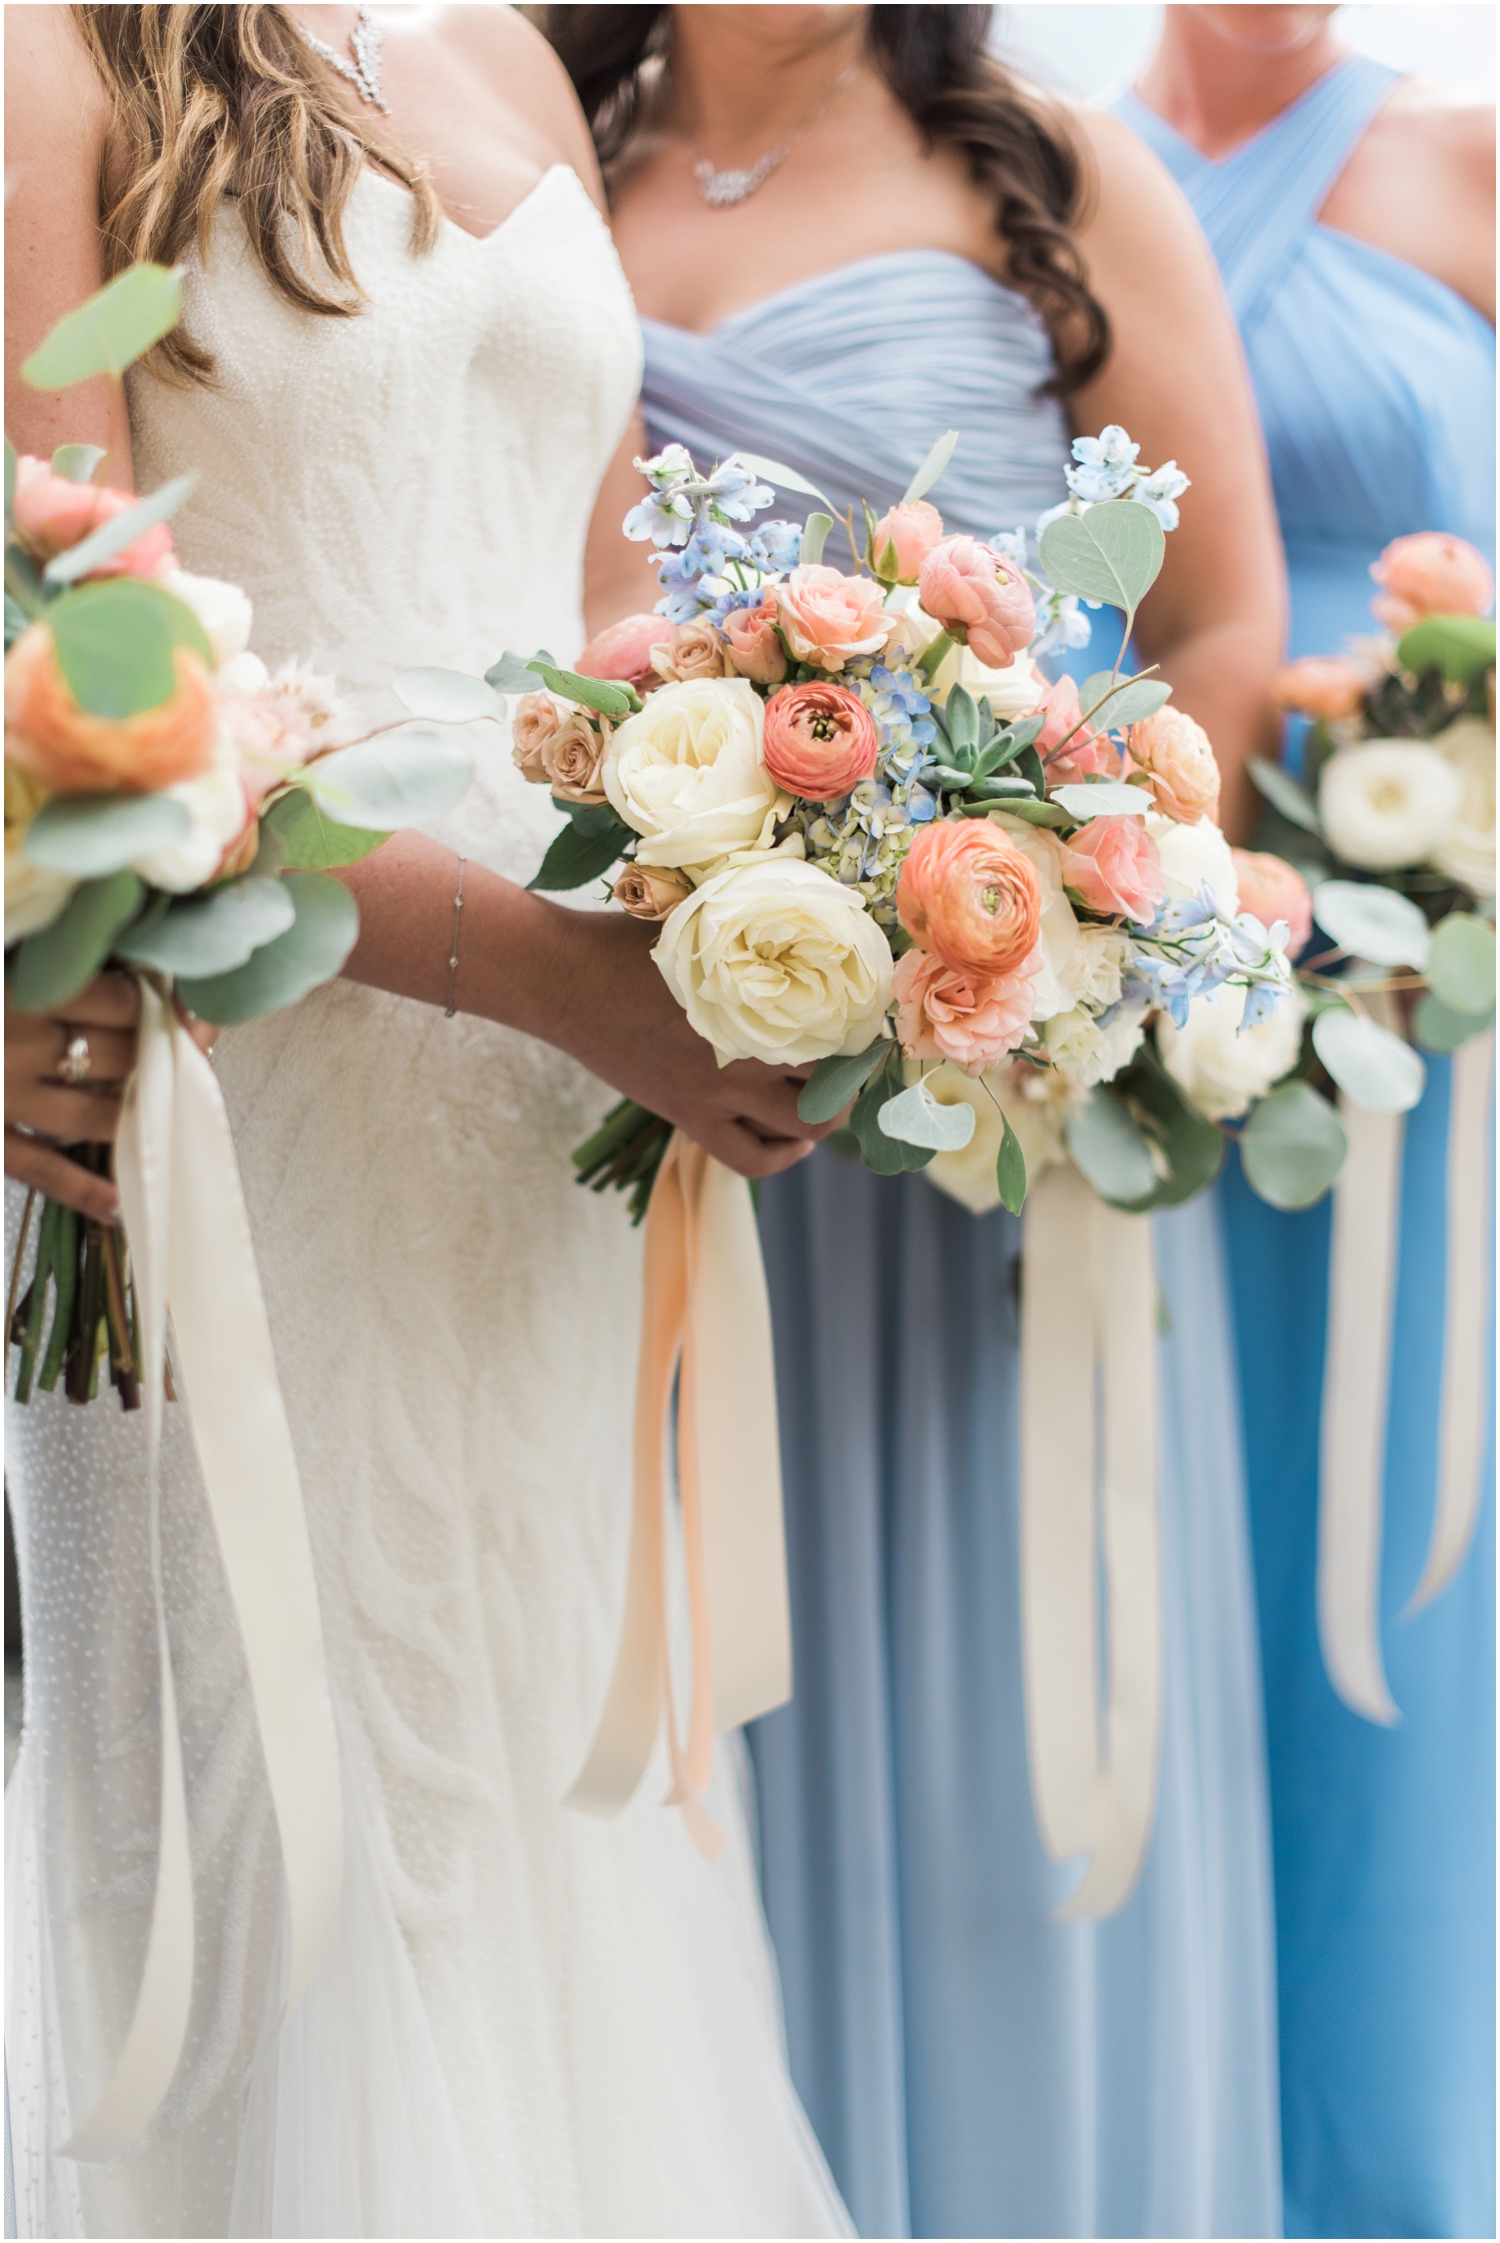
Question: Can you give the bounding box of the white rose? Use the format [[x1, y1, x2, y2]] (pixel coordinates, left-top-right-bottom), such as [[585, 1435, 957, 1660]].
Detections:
[[1319, 740, 1463, 871], [1147, 810, 1239, 916], [1427, 718, 1495, 897], [5, 764, 77, 942], [215, 651, 269, 699], [602, 676, 781, 872], [131, 746, 250, 892], [1043, 1000, 1146, 1088], [160, 567, 254, 669], [1158, 981, 1307, 1122], [1057, 924, 1128, 1011], [653, 853, 893, 1066], [924, 1058, 1075, 1215], [992, 813, 1078, 1019]]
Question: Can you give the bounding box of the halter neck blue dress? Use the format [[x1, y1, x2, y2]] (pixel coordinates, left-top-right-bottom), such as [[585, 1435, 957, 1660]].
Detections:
[[1118, 58, 1495, 2240], [643, 260, 1280, 2241]]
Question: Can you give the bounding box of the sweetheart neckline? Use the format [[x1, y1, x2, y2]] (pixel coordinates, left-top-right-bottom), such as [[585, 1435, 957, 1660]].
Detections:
[[359, 159, 581, 248], [641, 246, 1035, 344]]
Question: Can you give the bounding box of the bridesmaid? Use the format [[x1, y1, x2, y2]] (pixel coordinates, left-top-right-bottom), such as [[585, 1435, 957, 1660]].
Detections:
[[1119, 10, 1495, 2237], [554, 7, 1287, 2236]]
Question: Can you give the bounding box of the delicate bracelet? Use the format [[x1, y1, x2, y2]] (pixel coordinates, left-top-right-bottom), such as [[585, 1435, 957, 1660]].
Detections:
[[443, 855, 467, 1019]]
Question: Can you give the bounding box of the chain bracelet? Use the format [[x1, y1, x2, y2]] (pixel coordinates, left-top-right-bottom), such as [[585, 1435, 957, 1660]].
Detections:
[[444, 856, 467, 1019]]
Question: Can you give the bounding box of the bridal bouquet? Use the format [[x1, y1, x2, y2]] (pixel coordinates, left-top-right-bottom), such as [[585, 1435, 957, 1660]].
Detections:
[[5, 264, 471, 1405]]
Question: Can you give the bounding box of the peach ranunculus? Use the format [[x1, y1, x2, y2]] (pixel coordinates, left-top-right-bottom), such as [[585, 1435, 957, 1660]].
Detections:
[[917, 535, 1035, 670], [1370, 532, 1495, 632], [612, 862, 693, 920], [4, 621, 217, 793], [1273, 655, 1367, 721], [1126, 706, 1221, 825], [651, 616, 735, 685], [1036, 674, 1119, 784], [893, 946, 1038, 1075], [10, 457, 175, 579], [869, 499, 945, 585], [762, 681, 878, 801], [897, 816, 1042, 977], [1063, 815, 1164, 923], [1230, 848, 1314, 956], [719, 597, 789, 685], [511, 689, 610, 802], [576, 612, 668, 692], [775, 564, 900, 668]]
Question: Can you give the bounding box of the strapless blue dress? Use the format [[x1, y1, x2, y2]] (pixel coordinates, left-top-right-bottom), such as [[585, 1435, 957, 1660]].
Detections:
[[1118, 58, 1495, 2240], [643, 258, 1280, 2240]]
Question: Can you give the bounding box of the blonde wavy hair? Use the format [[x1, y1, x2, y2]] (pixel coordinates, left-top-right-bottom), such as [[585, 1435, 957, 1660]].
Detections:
[[73, 4, 440, 382]]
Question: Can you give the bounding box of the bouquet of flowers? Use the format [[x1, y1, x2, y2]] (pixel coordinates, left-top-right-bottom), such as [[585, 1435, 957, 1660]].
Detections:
[[5, 264, 471, 1405]]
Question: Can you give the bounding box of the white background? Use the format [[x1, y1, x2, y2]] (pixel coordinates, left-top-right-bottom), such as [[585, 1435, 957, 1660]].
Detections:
[[994, 3, 1497, 104]]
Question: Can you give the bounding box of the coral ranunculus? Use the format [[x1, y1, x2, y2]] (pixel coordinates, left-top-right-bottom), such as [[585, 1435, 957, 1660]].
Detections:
[[576, 612, 668, 691], [1273, 655, 1367, 721], [893, 946, 1037, 1075], [1230, 849, 1314, 956], [4, 623, 217, 794], [1127, 706, 1221, 825], [775, 564, 901, 668], [10, 457, 175, 579], [897, 816, 1042, 977], [762, 681, 878, 800], [1063, 814, 1164, 922], [1370, 532, 1495, 632], [917, 535, 1035, 670]]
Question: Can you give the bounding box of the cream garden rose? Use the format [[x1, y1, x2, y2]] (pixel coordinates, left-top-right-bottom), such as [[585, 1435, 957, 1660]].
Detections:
[[1427, 717, 1496, 895], [1319, 740, 1463, 871], [1147, 809, 1240, 916], [652, 852, 893, 1066], [1043, 1000, 1146, 1087], [1158, 981, 1307, 1121], [602, 676, 782, 872]]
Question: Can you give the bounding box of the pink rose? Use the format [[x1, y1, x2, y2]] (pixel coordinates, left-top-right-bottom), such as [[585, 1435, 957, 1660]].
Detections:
[[775, 564, 900, 668], [651, 616, 734, 685], [893, 946, 1038, 1075], [1274, 656, 1367, 721], [511, 690, 610, 802], [762, 680, 878, 800], [1231, 848, 1313, 957], [917, 535, 1035, 670], [576, 612, 668, 692], [1127, 707, 1221, 825], [612, 863, 693, 921], [1036, 675, 1118, 783], [1063, 816, 1164, 922], [720, 597, 789, 685], [10, 456, 175, 579], [897, 817, 1042, 978], [1370, 532, 1494, 631], [869, 498, 944, 585]]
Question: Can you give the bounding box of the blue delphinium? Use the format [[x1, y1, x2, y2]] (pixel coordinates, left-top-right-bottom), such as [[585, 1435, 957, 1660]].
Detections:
[[1125, 884, 1290, 1028], [1065, 425, 1141, 503], [625, 445, 796, 616]]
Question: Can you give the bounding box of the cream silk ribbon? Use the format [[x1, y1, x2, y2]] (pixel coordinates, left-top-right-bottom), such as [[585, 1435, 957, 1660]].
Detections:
[[62, 981, 343, 2162], [1020, 1162, 1162, 1920], [1320, 1021, 1494, 1722], [568, 1132, 791, 1856]]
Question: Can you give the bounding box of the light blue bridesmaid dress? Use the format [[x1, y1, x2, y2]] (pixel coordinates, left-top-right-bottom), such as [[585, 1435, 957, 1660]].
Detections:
[[1118, 57, 1496, 2240], [643, 258, 1281, 2240]]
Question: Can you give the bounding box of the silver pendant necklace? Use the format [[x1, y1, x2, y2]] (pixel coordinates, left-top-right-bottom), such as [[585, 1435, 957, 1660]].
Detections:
[[692, 60, 860, 208], [298, 6, 390, 115]]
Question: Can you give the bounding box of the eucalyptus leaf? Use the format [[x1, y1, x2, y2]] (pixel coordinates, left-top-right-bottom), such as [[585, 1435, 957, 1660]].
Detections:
[[799, 512, 834, 567], [878, 1077, 977, 1152], [48, 577, 212, 719], [996, 1112, 1027, 1214], [1397, 615, 1497, 686], [1415, 992, 1496, 1051], [1249, 757, 1323, 837], [528, 661, 636, 719], [24, 789, 191, 877], [1080, 674, 1173, 729], [263, 786, 387, 870], [7, 871, 145, 1010], [306, 728, 472, 829], [392, 667, 506, 723], [1240, 1079, 1347, 1209], [22, 264, 182, 390], [484, 650, 544, 695], [5, 593, 30, 650], [900, 429, 959, 507], [733, 453, 838, 512], [1312, 879, 1430, 968], [42, 475, 194, 587], [178, 872, 358, 1023], [115, 876, 296, 977], [1425, 912, 1496, 1016], [1115, 1045, 1225, 1209], [797, 1038, 888, 1123], [50, 444, 105, 486], [852, 1063, 933, 1173], [526, 817, 628, 892], [1051, 780, 1151, 821], [1312, 1006, 1426, 1113], [1039, 503, 1165, 614], [1065, 1085, 1159, 1206]]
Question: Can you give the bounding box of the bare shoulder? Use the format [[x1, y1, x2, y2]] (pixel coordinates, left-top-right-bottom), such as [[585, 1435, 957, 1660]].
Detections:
[[438, 4, 602, 199], [1379, 77, 1494, 186], [1067, 104, 1221, 285], [4, 3, 111, 161]]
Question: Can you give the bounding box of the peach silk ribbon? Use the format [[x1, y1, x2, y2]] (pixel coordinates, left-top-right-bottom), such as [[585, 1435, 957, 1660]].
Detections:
[[1020, 1161, 1163, 1920], [62, 978, 343, 2162], [568, 1131, 792, 1856], [1320, 1014, 1494, 1723]]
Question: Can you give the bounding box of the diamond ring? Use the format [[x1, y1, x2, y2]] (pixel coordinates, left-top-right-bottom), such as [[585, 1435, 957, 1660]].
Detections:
[[59, 1031, 92, 1087]]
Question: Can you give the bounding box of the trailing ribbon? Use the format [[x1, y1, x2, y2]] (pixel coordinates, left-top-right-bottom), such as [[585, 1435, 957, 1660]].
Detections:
[[62, 980, 342, 2161], [1320, 1022, 1494, 1720], [1020, 1162, 1162, 1919], [568, 1131, 791, 1856]]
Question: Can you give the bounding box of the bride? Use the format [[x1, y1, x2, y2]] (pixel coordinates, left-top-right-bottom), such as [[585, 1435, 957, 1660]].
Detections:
[[3, 6, 848, 2234]]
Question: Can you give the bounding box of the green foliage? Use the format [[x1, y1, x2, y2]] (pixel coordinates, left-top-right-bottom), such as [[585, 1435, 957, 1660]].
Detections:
[[526, 814, 629, 892], [22, 264, 183, 389], [1114, 1045, 1225, 1210], [1064, 1084, 1158, 1207], [47, 577, 212, 718], [900, 429, 959, 506], [24, 789, 190, 877], [392, 667, 506, 723], [851, 1056, 934, 1172], [49, 444, 105, 486], [1039, 503, 1165, 617], [1311, 1005, 1426, 1113], [484, 650, 545, 695], [1425, 912, 1496, 1017], [1240, 1080, 1347, 1209], [1249, 757, 1322, 836], [798, 512, 834, 566], [116, 876, 296, 977], [797, 1038, 888, 1124], [8, 870, 145, 1010], [1078, 672, 1173, 729], [1312, 879, 1431, 968], [1415, 991, 1495, 1051], [177, 871, 358, 1022], [996, 1111, 1027, 1214], [877, 1076, 977, 1152], [263, 786, 387, 870], [527, 660, 638, 719], [305, 728, 472, 829], [43, 475, 193, 587], [1396, 615, 1497, 687], [1050, 779, 1151, 822]]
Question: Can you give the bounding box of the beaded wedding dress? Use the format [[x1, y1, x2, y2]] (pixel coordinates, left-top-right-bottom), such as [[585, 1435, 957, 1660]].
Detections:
[[4, 165, 849, 2240]]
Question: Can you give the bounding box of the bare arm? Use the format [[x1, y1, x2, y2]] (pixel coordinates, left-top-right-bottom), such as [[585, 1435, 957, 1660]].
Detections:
[[1070, 112, 1286, 841]]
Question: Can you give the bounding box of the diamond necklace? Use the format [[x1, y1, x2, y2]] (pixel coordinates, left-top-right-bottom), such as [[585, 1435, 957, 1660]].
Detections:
[[692, 60, 861, 208], [298, 5, 390, 115]]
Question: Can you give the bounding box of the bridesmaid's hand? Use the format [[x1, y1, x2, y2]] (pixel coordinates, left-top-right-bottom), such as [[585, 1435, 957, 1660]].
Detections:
[[4, 973, 140, 1221]]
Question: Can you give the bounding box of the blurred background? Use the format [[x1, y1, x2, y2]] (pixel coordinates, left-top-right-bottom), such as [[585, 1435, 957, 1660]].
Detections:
[[994, 3, 1496, 102]]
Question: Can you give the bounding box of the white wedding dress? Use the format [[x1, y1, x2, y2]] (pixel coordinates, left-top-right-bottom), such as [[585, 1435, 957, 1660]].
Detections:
[[4, 165, 850, 2241]]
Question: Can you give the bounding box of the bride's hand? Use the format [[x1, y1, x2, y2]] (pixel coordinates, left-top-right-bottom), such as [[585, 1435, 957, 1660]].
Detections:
[[4, 973, 141, 1221]]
